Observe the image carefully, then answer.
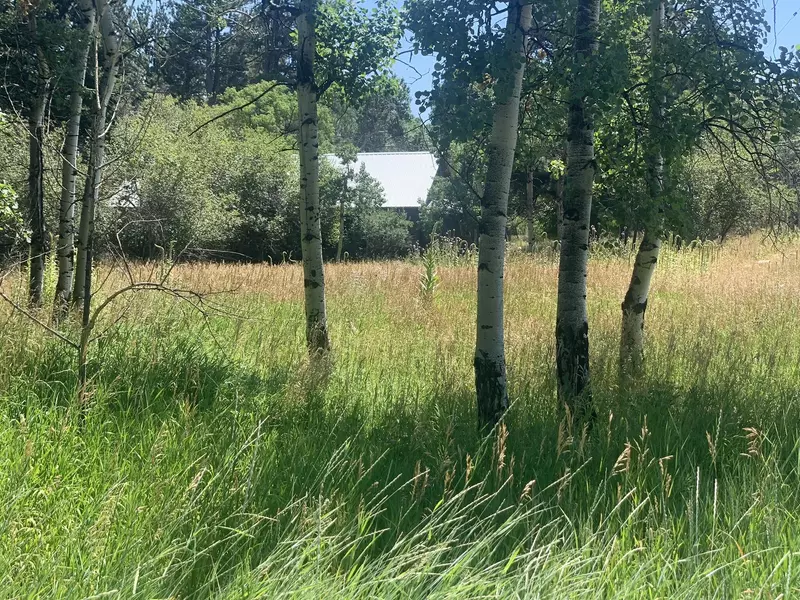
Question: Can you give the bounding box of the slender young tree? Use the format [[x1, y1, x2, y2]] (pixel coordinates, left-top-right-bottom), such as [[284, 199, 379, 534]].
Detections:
[[27, 9, 51, 308], [619, 0, 664, 377], [474, 0, 532, 427], [295, 0, 330, 353], [73, 0, 122, 308], [555, 0, 600, 422], [525, 170, 536, 251], [612, 0, 798, 378], [54, 0, 97, 317], [290, 0, 400, 353]]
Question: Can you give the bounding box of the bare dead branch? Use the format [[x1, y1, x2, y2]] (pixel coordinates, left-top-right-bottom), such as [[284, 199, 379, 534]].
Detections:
[[0, 289, 80, 349]]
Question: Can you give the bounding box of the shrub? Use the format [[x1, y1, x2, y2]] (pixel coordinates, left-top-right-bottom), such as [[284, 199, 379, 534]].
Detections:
[[0, 182, 26, 261], [360, 209, 413, 258], [102, 90, 412, 262]]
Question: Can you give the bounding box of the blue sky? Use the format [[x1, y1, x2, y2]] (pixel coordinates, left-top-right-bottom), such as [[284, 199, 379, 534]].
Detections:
[[763, 0, 800, 55], [365, 0, 800, 113]]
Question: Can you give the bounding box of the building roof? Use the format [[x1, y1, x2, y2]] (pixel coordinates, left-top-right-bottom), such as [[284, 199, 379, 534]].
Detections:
[[323, 152, 438, 208]]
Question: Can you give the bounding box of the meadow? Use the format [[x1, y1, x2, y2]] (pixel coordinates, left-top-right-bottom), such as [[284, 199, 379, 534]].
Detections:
[[1, 234, 800, 598]]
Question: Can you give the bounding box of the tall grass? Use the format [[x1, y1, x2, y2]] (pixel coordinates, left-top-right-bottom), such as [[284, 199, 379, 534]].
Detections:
[[1, 234, 800, 598]]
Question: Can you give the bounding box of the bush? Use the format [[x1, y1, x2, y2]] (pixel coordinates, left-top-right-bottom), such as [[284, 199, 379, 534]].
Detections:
[[360, 210, 412, 258], [102, 97, 243, 258], [102, 89, 413, 262], [420, 175, 479, 244], [0, 182, 26, 261], [674, 154, 778, 241]]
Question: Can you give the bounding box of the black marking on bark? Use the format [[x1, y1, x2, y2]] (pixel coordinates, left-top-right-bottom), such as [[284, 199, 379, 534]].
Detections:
[[478, 262, 491, 272], [304, 278, 320, 288], [555, 317, 594, 427], [641, 241, 658, 252], [306, 320, 331, 354], [563, 208, 580, 221], [631, 300, 647, 314], [475, 352, 508, 429]]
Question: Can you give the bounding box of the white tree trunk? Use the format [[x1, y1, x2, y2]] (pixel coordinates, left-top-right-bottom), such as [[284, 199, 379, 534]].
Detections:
[[555, 0, 600, 422], [620, 229, 660, 372], [73, 0, 121, 308], [296, 0, 330, 353], [619, 1, 665, 379], [555, 172, 564, 244], [54, 0, 96, 316], [474, 0, 531, 428]]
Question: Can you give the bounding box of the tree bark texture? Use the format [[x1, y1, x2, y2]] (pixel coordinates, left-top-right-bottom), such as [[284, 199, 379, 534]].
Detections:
[[54, 0, 96, 316], [556, 0, 600, 422], [73, 0, 121, 308], [28, 89, 48, 307], [27, 12, 50, 307], [619, 1, 665, 379], [474, 0, 531, 428], [296, 0, 331, 353], [620, 229, 660, 373]]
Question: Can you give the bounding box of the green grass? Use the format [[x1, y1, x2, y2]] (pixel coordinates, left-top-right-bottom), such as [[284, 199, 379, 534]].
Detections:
[[2, 236, 800, 598]]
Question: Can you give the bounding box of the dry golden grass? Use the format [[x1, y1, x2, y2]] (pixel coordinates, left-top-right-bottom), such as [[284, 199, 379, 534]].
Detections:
[[2, 234, 800, 598], [4, 232, 798, 400], [148, 235, 800, 374]]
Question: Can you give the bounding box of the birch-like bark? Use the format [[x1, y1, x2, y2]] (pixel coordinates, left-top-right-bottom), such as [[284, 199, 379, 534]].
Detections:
[[474, 0, 531, 428], [526, 170, 536, 251], [619, 1, 665, 378], [296, 0, 330, 353], [555, 171, 564, 243], [27, 12, 50, 307], [620, 229, 660, 372], [73, 0, 121, 308], [555, 0, 600, 422], [54, 0, 96, 316]]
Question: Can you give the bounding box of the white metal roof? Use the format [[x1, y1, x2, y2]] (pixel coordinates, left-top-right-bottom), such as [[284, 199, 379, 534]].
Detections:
[[323, 152, 437, 208]]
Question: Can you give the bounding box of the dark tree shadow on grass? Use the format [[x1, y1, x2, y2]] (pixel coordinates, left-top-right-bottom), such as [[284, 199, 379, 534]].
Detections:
[[6, 335, 800, 599]]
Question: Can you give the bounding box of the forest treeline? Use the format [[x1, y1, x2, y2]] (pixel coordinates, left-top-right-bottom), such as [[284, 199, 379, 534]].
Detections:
[[1, 0, 799, 425]]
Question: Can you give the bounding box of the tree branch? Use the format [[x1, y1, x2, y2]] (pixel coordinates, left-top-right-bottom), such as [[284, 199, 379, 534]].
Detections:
[[0, 289, 80, 349], [190, 82, 289, 135]]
